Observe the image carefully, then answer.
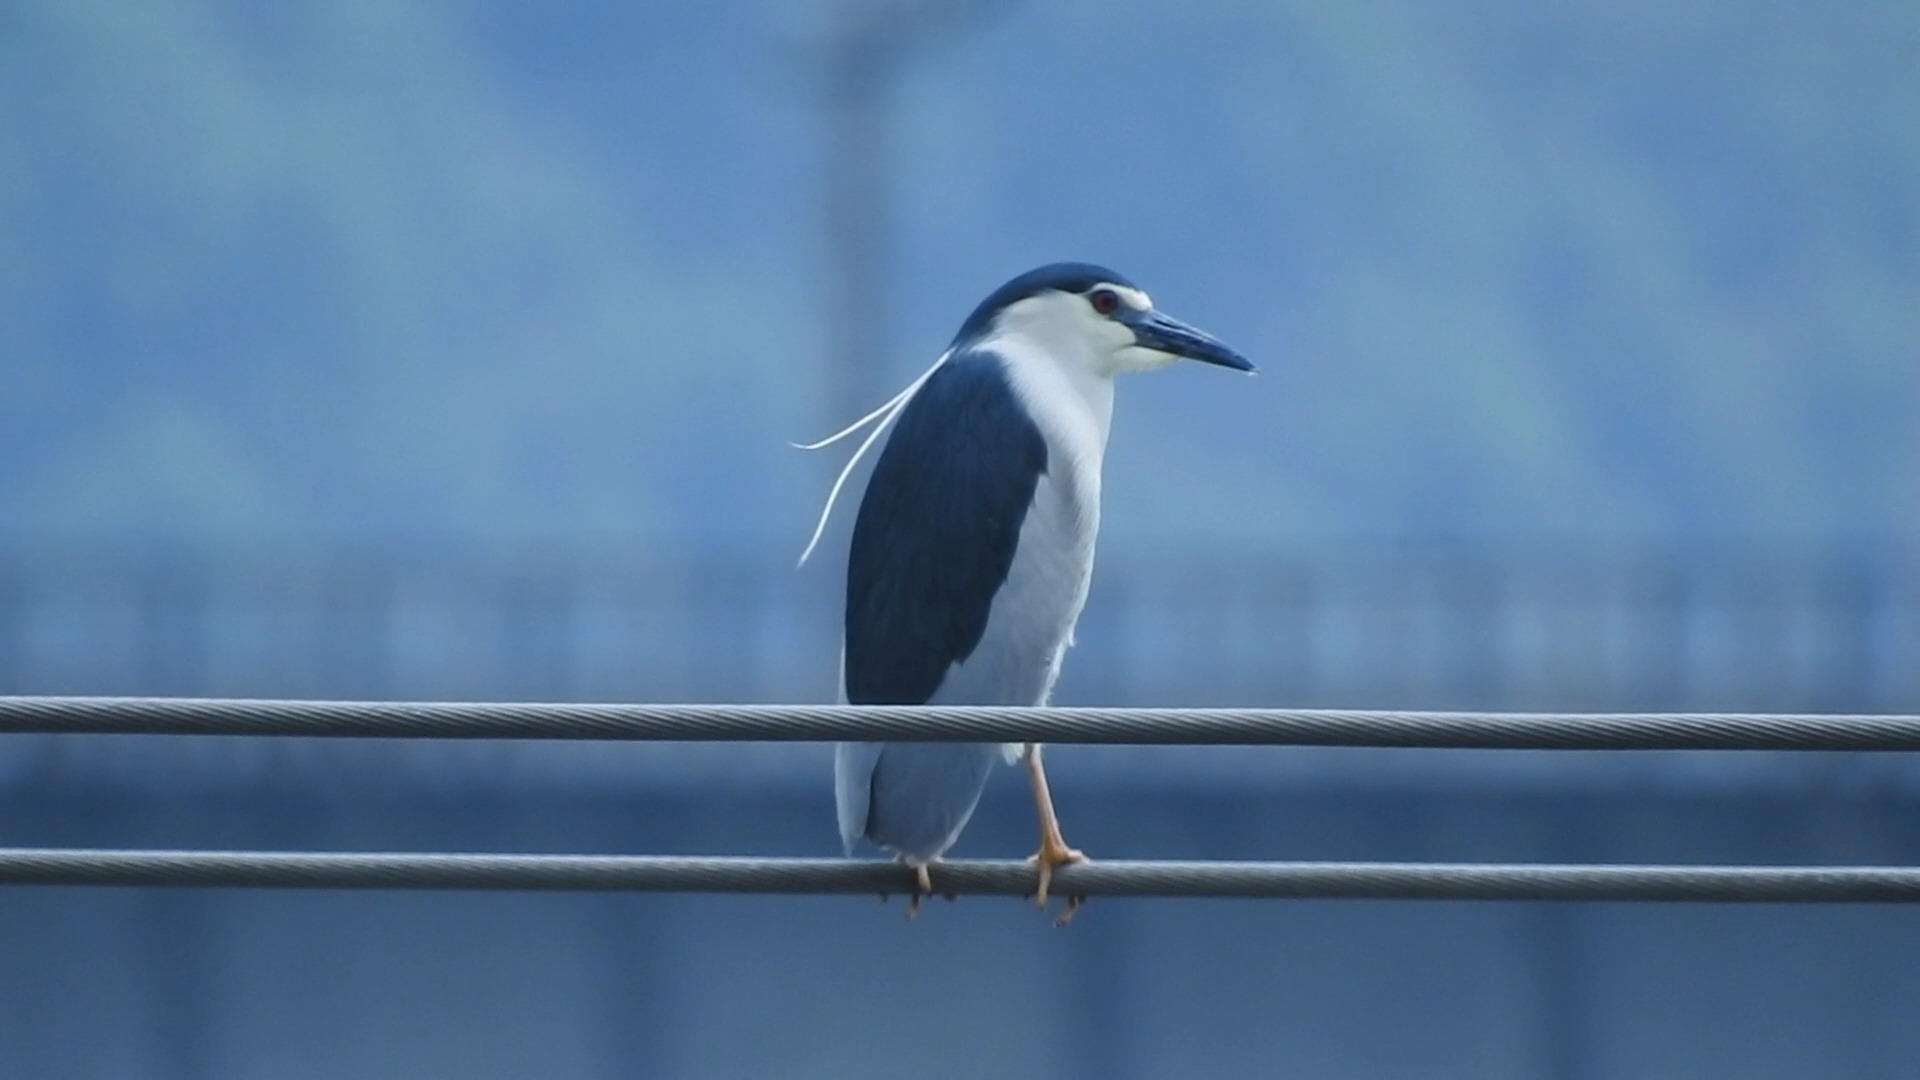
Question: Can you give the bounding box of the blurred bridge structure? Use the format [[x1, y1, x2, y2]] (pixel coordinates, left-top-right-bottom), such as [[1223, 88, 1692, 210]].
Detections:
[[1, 543, 1911, 714], [3, 544, 1919, 1080]]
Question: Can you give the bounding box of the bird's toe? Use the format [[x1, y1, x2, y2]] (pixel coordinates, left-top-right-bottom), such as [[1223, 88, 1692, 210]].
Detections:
[[1027, 845, 1088, 909]]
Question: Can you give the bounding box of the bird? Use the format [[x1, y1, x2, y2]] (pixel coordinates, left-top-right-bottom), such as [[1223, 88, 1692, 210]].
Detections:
[[798, 262, 1253, 920]]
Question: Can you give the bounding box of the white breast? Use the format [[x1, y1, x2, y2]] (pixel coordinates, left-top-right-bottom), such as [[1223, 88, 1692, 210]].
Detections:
[[927, 335, 1115, 709]]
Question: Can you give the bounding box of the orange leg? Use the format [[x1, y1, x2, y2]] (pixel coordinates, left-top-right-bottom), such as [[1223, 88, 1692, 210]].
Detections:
[[1022, 743, 1086, 922]]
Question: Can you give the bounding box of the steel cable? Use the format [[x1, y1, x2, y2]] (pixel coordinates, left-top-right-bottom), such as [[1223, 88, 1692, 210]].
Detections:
[[1, 849, 1916, 901], [3, 696, 1919, 749]]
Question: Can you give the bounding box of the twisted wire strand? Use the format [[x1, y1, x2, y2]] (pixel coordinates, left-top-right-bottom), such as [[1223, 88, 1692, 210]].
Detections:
[[1, 696, 1918, 750], [1, 849, 1917, 901]]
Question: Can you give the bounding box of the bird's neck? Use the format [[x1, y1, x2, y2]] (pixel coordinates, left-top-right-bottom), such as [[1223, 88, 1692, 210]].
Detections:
[[979, 331, 1115, 468]]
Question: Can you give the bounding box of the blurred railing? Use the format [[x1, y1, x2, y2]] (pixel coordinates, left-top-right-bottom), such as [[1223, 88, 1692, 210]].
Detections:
[[1, 543, 1911, 713]]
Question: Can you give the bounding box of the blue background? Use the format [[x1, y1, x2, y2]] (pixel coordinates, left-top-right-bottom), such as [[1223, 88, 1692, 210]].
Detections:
[[1, 2, 1917, 1077]]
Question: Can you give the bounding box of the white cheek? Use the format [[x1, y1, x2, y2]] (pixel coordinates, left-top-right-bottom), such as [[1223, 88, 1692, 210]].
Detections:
[[1098, 320, 1136, 348], [1114, 343, 1179, 372]]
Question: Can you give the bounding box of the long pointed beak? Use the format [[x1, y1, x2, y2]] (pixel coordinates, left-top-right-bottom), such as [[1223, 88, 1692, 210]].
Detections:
[[1123, 309, 1256, 373]]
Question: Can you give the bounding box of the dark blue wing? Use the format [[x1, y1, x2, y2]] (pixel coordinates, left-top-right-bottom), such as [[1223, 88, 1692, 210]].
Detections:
[[843, 349, 1049, 705]]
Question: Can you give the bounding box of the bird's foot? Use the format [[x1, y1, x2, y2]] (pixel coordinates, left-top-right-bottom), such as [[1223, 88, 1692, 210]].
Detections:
[[903, 862, 934, 921], [1027, 839, 1087, 925], [1054, 896, 1086, 926]]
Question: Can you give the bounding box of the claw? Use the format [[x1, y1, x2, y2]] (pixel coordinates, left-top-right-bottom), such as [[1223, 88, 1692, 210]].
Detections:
[[1028, 842, 1086, 908], [1054, 894, 1085, 927]]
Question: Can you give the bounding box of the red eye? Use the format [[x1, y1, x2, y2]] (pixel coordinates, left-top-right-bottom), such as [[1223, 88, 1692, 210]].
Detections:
[[1089, 288, 1120, 315]]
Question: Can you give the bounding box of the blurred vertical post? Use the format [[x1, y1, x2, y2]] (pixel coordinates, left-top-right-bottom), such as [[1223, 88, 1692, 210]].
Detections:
[[815, 0, 1012, 425], [819, 0, 889, 429]]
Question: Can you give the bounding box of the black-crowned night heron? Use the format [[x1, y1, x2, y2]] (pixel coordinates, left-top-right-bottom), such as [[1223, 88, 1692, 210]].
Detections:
[[800, 262, 1253, 921]]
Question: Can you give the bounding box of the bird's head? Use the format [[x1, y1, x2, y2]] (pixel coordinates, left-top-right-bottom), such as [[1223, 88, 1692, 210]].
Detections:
[[954, 262, 1255, 378]]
